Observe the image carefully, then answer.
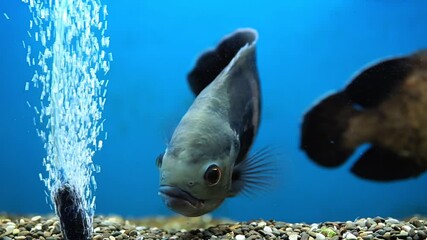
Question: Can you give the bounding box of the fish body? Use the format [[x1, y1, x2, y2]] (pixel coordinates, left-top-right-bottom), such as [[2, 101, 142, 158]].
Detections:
[[157, 29, 269, 217], [301, 50, 427, 181]]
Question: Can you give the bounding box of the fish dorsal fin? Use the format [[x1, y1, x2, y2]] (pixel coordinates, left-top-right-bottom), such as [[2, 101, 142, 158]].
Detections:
[[344, 56, 414, 108], [187, 29, 258, 96]]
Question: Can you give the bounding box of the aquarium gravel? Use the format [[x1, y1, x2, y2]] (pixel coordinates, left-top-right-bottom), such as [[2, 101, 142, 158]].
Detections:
[[0, 215, 426, 240]]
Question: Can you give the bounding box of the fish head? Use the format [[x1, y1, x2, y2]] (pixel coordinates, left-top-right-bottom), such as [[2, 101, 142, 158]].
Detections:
[[157, 131, 239, 217]]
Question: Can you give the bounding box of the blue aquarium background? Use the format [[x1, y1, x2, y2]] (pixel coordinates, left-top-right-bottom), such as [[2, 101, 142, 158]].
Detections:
[[1, 0, 427, 223]]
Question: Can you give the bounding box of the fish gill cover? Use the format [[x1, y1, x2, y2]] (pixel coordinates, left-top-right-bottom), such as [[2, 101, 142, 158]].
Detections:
[[22, 0, 111, 238]]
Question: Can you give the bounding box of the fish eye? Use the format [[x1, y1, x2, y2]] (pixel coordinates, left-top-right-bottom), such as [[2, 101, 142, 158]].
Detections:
[[156, 153, 163, 168], [204, 164, 221, 186]]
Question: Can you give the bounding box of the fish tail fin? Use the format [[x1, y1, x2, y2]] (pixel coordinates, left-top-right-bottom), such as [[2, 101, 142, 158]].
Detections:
[[301, 91, 359, 167]]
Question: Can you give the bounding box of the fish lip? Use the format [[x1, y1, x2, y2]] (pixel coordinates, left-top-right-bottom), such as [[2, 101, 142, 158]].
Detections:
[[158, 185, 204, 209]]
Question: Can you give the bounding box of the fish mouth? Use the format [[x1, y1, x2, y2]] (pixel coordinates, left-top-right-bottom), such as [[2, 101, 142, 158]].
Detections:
[[158, 185, 204, 210]]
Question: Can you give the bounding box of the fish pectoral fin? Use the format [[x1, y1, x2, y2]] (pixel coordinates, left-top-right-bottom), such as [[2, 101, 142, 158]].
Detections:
[[187, 29, 257, 96], [344, 56, 413, 108], [351, 146, 425, 181], [229, 147, 277, 197]]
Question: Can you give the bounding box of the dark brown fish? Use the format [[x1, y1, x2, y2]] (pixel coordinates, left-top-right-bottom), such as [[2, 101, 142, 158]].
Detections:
[[301, 50, 427, 181]]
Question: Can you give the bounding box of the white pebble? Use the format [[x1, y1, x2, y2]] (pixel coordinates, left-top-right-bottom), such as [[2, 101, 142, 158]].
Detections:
[[257, 221, 267, 227], [315, 233, 325, 240], [289, 233, 299, 240], [385, 218, 400, 224], [31, 216, 41, 221], [235, 234, 246, 240], [135, 226, 146, 231], [5, 224, 15, 231], [355, 219, 366, 227], [402, 225, 411, 232], [263, 226, 272, 233], [343, 232, 357, 239], [12, 228, 20, 235], [310, 223, 319, 231], [34, 224, 43, 231]]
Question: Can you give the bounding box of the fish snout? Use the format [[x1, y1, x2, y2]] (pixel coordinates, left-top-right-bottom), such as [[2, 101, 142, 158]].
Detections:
[[159, 169, 197, 188]]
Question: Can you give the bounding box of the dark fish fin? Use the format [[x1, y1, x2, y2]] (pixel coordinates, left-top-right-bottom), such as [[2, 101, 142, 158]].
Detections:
[[233, 97, 258, 166], [54, 183, 91, 240], [187, 29, 257, 96], [221, 29, 260, 167], [229, 147, 276, 197], [156, 152, 164, 168], [344, 56, 413, 108], [351, 146, 426, 181], [234, 119, 255, 166], [301, 92, 358, 167]]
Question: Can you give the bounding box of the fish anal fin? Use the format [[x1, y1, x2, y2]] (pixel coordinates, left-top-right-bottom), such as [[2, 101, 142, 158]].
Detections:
[[351, 146, 425, 181]]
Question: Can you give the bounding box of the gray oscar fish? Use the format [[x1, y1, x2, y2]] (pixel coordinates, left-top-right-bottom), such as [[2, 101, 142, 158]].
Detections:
[[156, 29, 272, 217], [301, 50, 427, 181]]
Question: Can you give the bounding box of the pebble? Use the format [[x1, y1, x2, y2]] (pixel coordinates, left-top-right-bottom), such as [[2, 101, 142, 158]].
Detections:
[[385, 218, 400, 225], [257, 221, 267, 227], [315, 232, 325, 240], [12, 228, 20, 235], [343, 232, 357, 239], [418, 230, 427, 238], [31, 216, 42, 222], [301, 232, 310, 240], [263, 226, 272, 233], [355, 219, 366, 227], [410, 217, 424, 228], [235, 234, 246, 240], [402, 225, 412, 232], [310, 223, 319, 231], [5, 224, 15, 232], [289, 233, 299, 240]]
